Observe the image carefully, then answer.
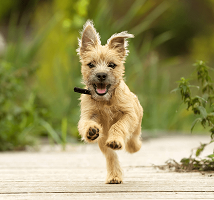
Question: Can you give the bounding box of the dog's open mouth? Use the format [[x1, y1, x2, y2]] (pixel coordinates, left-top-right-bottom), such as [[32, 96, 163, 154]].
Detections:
[[93, 83, 111, 96]]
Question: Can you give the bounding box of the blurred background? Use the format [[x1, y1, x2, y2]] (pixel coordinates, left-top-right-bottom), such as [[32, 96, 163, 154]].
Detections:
[[0, 0, 214, 151]]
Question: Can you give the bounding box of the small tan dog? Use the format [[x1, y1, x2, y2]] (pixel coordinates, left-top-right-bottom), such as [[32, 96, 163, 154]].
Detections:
[[76, 20, 143, 184]]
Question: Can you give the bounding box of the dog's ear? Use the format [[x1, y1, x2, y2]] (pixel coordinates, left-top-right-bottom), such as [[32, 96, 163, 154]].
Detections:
[[77, 20, 101, 56], [107, 32, 134, 58]]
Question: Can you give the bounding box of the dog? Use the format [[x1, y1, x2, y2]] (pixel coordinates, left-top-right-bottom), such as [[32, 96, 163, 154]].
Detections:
[[76, 20, 143, 184]]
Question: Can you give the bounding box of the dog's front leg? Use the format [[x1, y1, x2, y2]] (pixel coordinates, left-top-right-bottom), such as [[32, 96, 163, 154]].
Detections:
[[106, 112, 138, 150], [78, 111, 102, 143], [98, 137, 123, 184]]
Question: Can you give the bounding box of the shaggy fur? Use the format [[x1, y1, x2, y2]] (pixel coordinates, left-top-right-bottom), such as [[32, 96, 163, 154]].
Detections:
[[77, 20, 143, 184]]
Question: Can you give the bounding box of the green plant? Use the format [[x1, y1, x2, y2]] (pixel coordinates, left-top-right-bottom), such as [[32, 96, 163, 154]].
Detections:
[[169, 61, 214, 171]]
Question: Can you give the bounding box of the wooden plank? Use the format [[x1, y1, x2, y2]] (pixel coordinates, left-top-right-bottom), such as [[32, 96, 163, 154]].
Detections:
[[0, 136, 213, 199], [0, 180, 214, 193], [1, 168, 213, 180], [0, 192, 214, 200]]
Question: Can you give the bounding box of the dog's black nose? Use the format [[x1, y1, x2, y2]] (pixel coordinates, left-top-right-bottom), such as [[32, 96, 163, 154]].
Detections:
[[96, 73, 107, 81]]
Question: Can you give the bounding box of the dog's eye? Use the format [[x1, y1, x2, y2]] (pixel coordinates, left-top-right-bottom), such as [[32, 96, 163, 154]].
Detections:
[[87, 62, 95, 68], [108, 63, 117, 69]]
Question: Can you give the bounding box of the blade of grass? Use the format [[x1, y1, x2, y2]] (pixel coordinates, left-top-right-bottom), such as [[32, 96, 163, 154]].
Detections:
[[151, 31, 174, 49], [40, 119, 61, 144], [61, 117, 67, 151], [24, 13, 62, 63], [130, 1, 170, 36], [112, 0, 147, 30]]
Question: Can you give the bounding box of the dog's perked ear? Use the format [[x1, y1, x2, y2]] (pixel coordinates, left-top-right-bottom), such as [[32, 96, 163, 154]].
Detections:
[[77, 20, 101, 56], [107, 32, 134, 59]]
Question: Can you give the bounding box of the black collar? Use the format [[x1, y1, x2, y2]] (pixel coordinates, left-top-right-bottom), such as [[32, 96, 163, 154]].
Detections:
[[74, 87, 91, 95]]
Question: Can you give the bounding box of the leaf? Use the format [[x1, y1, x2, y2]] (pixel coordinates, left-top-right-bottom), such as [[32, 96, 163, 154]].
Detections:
[[194, 96, 207, 102], [208, 112, 214, 117], [210, 128, 214, 139], [196, 143, 207, 157], [170, 88, 180, 93], [180, 158, 190, 166], [201, 118, 207, 128], [182, 85, 187, 93], [189, 85, 200, 89], [191, 118, 202, 133], [207, 154, 214, 158], [197, 106, 208, 118]]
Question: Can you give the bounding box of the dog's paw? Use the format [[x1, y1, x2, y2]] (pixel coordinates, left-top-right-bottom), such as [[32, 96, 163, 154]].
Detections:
[[106, 176, 123, 184], [80, 122, 102, 143], [106, 140, 123, 150], [86, 127, 99, 141]]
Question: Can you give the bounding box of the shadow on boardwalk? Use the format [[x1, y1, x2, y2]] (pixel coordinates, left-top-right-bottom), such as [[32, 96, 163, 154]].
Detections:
[[0, 135, 213, 199]]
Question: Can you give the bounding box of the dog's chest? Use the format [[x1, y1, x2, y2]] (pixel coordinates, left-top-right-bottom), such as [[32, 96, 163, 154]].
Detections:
[[98, 105, 123, 122]]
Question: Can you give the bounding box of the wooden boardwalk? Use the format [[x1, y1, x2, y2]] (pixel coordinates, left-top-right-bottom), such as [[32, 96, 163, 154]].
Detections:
[[0, 135, 213, 199]]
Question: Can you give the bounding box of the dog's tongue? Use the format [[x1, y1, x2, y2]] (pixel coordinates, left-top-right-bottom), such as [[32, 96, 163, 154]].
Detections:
[[96, 88, 106, 94]]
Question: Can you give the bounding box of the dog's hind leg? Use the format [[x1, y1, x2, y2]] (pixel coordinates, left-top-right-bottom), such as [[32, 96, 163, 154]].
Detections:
[[125, 122, 142, 153], [98, 137, 123, 184]]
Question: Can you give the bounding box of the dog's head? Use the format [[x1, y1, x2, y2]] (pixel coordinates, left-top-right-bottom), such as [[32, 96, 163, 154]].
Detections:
[[77, 20, 134, 101]]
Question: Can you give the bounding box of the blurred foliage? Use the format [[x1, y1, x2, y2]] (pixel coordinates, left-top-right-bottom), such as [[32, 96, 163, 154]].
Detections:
[[33, 0, 90, 139], [190, 1, 214, 63], [1, 0, 214, 150], [0, 17, 51, 151], [0, 60, 39, 151]]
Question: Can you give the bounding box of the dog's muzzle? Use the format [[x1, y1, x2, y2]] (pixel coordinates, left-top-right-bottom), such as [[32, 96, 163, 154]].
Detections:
[[93, 83, 111, 96], [92, 72, 111, 96]]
